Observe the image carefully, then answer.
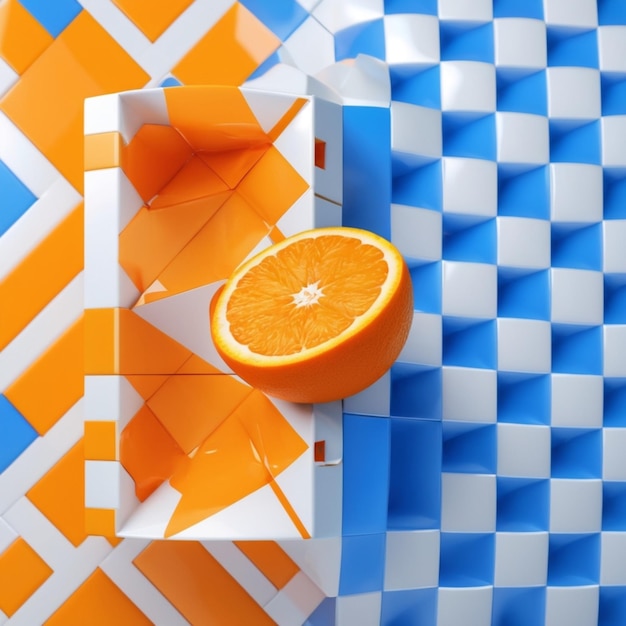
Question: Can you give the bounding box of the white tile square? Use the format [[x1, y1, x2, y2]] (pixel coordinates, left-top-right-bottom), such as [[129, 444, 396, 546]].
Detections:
[[494, 18, 547, 68], [398, 312, 442, 366], [550, 164, 603, 222], [549, 479, 602, 532], [543, 0, 598, 27], [551, 269, 603, 325], [442, 261, 497, 318], [497, 319, 551, 373], [497, 217, 551, 269], [443, 366, 496, 423], [496, 113, 549, 164], [494, 532, 548, 586], [601, 532, 626, 584], [437, 587, 493, 626], [603, 428, 626, 480], [604, 325, 626, 377], [391, 102, 442, 159], [384, 14, 440, 65], [441, 473, 496, 532], [336, 592, 382, 626], [551, 374, 603, 428], [442, 157, 497, 217], [85, 460, 121, 509], [441, 62, 496, 112], [497, 423, 551, 478], [599, 26, 626, 72], [547, 68, 601, 119], [391, 204, 442, 260], [545, 587, 599, 626], [602, 117, 626, 167], [384, 530, 440, 590], [603, 220, 626, 272]]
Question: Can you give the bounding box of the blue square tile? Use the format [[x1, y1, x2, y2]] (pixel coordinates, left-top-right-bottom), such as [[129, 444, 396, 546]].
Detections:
[[601, 73, 626, 115], [439, 532, 495, 586], [0, 160, 37, 236], [19, 0, 81, 36], [551, 223, 602, 271], [605, 274, 626, 324], [492, 588, 546, 626], [390, 364, 442, 420], [443, 317, 497, 369], [603, 168, 626, 219], [391, 66, 441, 109], [598, 0, 626, 25], [239, 0, 307, 40], [442, 113, 497, 161], [497, 372, 551, 425], [443, 215, 496, 264], [547, 533, 600, 585], [0, 395, 38, 472], [305, 597, 336, 626], [551, 324, 603, 375], [604, 378, 626, 426], [440, 21, 494, 63], [498, 268, 550, 320], [497, 164, 550, 219], [408, 261, 442, 314], [342, 414, 391, 535], [551, 427, 603, 478], [384, 0, 437, 15], [599, 586, 626, 626], [493, 0, 543, 19], [497, 69, 547, 116], [547, 27, 599, 68], [602, 481, 626, 530], [339, 533, 386, 595], [392, 158, 442, 211], [381, 588, 438, 626], [549, 119, 601, 165], [335, 19, 386, 62], [388, 418, 442, 530], [343, 106, 391, 238], [497, 477, 550, 531], [442, 422, 496, 474]]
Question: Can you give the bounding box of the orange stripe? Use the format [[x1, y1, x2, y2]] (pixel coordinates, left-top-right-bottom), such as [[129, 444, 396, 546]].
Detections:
[[269, 479, 311, 540], [268, 97, 308, 142], [234, 541, 299, 590], [0, 203, 83, 351], [84, 132, 123, 170]]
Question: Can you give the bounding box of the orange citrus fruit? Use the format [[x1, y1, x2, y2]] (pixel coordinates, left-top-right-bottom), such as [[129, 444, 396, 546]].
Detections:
[[210, 227, 413, 403]]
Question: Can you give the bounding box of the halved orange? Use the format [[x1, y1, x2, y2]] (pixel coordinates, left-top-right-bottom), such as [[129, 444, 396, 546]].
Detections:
[[210, 227, 413, 403]]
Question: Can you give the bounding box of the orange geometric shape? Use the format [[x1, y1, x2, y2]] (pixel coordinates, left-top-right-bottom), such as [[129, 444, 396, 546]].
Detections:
[[112, 0, 194, 41], [140, 191, 269, 303], [198, 145, 268, 189], [84, 508, 117, 539], [84, 132, 123, 171], [172, 3, 280, 86], [314, 440, 326, 462], [146, 374, 253, 454], [120, 404, 186, 501], [45, 568, 151, 626], [0, 0, 53, 74], [237, 145, 309, 225], [125, 374, 169, 401], [164, 85, 270, 152], [315, 138, 327, 169], [5, 316, 84, 435], [0, 538, 52, 617], [84, 421, 117, 461], [0, 203, 83, 352], [84, 308, 193, 375], [0, 11, 149, 191], [27, 440, 87, 547], [119, 189, 229, 293], [176, 353, 222, 374], [133, 541, 275, 626], [234, 541, 299, 590], [165, 389, 307, 537], [121, 124, 192, 203]]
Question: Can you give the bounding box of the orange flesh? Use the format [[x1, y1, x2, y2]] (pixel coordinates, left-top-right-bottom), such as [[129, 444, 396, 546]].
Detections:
[[226, 235, 389, 356]]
